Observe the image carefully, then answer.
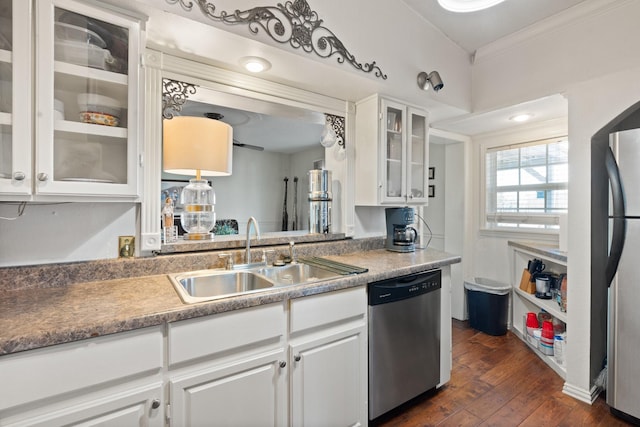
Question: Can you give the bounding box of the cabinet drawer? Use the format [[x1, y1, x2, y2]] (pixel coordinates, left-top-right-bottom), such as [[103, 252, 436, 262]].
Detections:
[[168, 302, 286, 366], [290, 287, 366, 334], [0, 326, 163, 412]]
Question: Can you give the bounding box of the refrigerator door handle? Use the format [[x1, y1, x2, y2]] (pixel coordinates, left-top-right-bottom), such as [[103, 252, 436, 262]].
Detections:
[[606, 147, 627, 287]]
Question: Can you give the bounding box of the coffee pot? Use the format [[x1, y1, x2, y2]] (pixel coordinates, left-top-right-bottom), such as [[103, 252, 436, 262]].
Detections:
[[393, 225, 417, 246], [385, 207, 418, 252]]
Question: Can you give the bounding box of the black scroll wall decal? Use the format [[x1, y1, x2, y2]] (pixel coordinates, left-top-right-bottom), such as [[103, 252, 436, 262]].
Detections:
[[166, 0, 388, 80], [325, 113, 345, 148], [162, 78, 198, 119]]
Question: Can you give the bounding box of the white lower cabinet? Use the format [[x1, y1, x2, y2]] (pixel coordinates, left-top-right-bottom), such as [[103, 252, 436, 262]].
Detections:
[[3, 383, 163, 427], [167, 302, 288, 427], [0, 326, 164, 427], [167, 287, 367, 427], [0, 287, 367, 427], [289, 286, 367, 427], [169, 350, 287, 427], [290, 329, 364, 427]]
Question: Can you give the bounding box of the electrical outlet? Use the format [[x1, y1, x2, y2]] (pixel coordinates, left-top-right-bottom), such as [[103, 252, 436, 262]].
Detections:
[[118, 236, 135, 258]]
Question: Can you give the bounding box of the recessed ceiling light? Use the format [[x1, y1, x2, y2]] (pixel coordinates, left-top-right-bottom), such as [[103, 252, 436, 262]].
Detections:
[[510, 113, 534, 122], [438, 0, 507, 13], [240, 56, 271, 73]]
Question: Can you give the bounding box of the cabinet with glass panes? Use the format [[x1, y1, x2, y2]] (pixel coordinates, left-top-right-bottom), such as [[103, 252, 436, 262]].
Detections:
[[0, 0, 144, 200]]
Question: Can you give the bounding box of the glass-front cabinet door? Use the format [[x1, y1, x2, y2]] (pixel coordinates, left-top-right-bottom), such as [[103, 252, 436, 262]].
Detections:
[[0, 0, 32, 195], [380, 99, 429, 204], [35, 0, 142, 198], [407, 108, 428, 204], [381, 98, 407, 204]]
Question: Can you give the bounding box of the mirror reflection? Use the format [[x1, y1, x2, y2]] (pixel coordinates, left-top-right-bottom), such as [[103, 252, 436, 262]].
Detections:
[[162, 87, 331, 235]]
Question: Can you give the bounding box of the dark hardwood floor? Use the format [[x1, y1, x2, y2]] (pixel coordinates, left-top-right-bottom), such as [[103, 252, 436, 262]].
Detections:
[[371, 320, 632, 427]]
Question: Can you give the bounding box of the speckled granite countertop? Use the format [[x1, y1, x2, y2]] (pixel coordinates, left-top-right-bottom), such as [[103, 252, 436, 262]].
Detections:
[[0, 248, 460, 356], [508, 240, 568, 263]]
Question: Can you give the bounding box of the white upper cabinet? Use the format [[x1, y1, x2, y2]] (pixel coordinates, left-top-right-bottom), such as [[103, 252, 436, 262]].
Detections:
[[0, 0, 32, 195], [355, 94, 429, 205], [0, 0, 144, 199]]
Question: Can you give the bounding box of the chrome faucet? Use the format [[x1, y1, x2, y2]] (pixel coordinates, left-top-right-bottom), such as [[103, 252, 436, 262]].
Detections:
[[245, 217, 261, 264], [288, 241, 297, 264]]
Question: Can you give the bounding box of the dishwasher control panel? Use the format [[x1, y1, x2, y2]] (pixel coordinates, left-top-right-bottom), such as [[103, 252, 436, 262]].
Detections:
[[368, 269, 441, 305]]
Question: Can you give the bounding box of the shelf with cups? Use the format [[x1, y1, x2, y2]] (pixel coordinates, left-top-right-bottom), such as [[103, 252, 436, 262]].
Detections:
[[509, 241, 568, 379], [513, 287, 567, 323]]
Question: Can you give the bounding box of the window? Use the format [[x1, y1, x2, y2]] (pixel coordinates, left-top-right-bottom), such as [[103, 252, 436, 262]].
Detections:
[[485, 137, 568, 230]]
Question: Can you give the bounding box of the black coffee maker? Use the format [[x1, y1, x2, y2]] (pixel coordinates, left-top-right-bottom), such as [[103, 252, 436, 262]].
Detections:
[[385, 207, 417, 252]]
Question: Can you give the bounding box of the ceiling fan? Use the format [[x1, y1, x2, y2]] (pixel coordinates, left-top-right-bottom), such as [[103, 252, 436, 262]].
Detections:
[[204, 112, 264, 151]]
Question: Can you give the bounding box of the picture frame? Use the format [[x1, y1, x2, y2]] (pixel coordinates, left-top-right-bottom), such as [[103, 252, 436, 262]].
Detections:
[[428, 185, 435, 198], [429, 167, 435, 180]]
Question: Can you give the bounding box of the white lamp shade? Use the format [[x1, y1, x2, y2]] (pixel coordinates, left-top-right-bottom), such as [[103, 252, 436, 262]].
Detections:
[[163, 116, 233, 176]]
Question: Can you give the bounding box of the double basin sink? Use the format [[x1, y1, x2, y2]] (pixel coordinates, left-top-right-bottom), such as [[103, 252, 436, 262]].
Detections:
[[169, 263, 342, 304]]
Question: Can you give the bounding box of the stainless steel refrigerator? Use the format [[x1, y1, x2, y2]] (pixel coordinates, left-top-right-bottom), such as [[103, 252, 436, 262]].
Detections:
[[605, 127, 640, 424]]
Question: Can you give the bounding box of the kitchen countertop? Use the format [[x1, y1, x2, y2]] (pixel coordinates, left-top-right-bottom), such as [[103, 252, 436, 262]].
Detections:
[[508, 240, 568, 263], [0, 248, 460, 356]]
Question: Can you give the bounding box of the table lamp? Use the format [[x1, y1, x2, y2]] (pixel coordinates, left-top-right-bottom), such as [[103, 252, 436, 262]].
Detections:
[[163, 116, 233, 240]]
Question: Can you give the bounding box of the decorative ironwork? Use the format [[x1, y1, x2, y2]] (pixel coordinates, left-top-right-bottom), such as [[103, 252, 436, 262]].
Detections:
[[325, 113, 345, 148], [166, 0, 387, 80], [162, 78, 197, 119]]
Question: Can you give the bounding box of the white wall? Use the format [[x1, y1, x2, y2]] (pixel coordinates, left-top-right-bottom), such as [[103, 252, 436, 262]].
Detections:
[[468, 0, 640, 402], [133, 0, 472, 115], [472, 0, 640, 113], [424, 144, 445, 250], [565, 66, 640, 400], [0, 203, 137, 267]]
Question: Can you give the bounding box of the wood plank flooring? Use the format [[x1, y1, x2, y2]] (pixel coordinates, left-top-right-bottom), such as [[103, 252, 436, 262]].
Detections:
[[371, 320, 632, 427]]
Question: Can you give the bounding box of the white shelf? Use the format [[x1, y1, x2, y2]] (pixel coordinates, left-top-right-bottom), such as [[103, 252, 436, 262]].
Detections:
[[54, 61, 128, 85], [510, 241, 569, 382], [513, 286, 567, 322], [513, 325, 566, 379], [0, 49, 11, 64], [55, 120, 127, 139]]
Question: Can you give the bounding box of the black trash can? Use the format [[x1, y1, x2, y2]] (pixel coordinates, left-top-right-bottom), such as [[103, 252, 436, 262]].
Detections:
[[464, 277, 511, 336]]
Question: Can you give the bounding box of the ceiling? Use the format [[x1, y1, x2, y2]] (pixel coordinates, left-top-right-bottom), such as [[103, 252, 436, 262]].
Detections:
[[402, 0, 589, 54], [402, 0, 591, 136]]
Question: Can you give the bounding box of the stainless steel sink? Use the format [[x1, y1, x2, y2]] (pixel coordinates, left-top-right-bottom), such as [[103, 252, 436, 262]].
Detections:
[[169, 269, 276, 304], [254, 263, 341, 285], [169, 263, 342, 304]]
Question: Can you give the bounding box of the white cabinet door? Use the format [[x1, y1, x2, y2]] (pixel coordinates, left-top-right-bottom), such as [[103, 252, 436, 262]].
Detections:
[[381, 98, 407, 204], [0, 0, 32, 195], [355, 94, 429, 206], [3, 384, 164, 427], [34, 0, 142, 198], [290, 327, 366, 427], [407, 107, 428, 204], [170, 350, 287, 427]]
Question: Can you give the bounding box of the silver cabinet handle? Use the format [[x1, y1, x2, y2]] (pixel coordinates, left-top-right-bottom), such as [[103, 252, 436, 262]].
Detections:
[[13, 171, 25, 181], [279, 361, 287, 368], [37, 172, 48, 182], [294, 355, 301, 362], [151, 399, 160, 409]]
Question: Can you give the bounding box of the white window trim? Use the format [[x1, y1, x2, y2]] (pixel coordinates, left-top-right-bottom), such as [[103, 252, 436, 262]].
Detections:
[[479, 129, 568, 236]]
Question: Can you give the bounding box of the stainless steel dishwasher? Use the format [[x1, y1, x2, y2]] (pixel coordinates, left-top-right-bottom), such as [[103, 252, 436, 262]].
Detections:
[[368, 269, 441, 420]]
